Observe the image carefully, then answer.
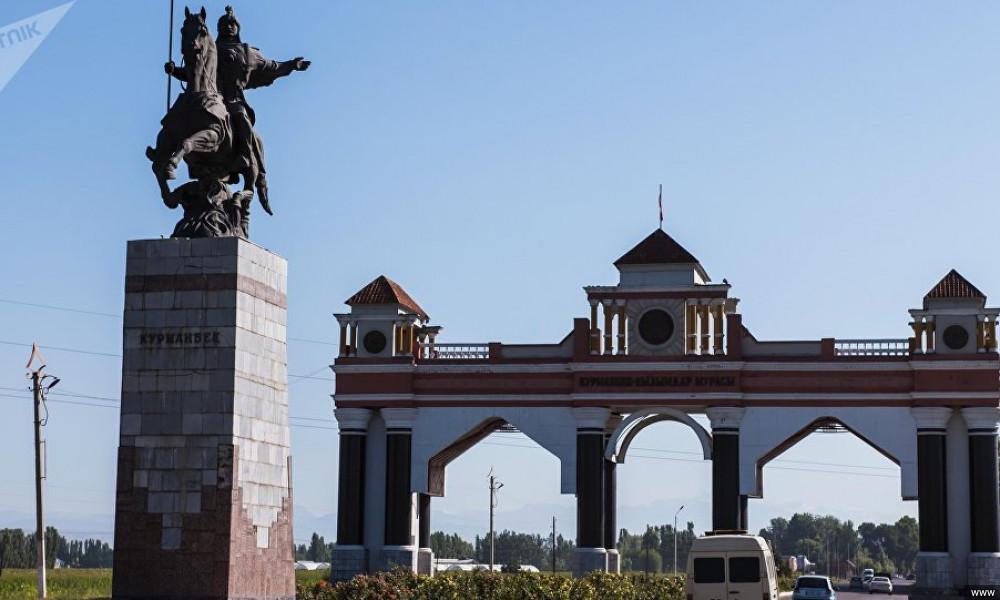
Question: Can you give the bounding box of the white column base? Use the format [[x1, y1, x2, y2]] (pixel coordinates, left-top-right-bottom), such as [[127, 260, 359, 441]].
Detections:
[[378, 545, 418, 572], [330, 545, 368, 582], [968, 552, 1000, 587], [417, 548, 434, 575], [605, 549, 620, 573], [914, 552, 955, 595], [573, 546, 608, 577]]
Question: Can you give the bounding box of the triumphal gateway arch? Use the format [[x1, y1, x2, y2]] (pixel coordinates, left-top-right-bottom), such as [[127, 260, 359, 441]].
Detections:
[[329, 228, 1000, 594]]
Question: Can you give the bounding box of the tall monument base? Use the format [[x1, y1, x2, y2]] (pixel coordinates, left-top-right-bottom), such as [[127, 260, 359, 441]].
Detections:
[[112, 237, 293, 600]]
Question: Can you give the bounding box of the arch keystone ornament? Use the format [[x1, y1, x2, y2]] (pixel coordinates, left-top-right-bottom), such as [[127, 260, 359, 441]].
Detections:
[[331, 228, 1000, 589]]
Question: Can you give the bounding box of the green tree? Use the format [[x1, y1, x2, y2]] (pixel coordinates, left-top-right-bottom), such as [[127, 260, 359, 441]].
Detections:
[[759, 517, 791, 557], [0, 529, 26, 575], [429, 531, 474, 559], [541, 532, 575, 572], [306, 532, 331, 562], [889, 516, 918, 574]]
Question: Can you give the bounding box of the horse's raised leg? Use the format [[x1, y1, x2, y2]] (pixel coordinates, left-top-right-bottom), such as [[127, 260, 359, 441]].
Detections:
[[167, 128, 221, 174]]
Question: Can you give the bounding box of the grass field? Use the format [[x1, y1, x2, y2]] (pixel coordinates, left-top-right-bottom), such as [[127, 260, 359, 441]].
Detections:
[[0, 569, 112, 600], [0, 569, 331, 600]]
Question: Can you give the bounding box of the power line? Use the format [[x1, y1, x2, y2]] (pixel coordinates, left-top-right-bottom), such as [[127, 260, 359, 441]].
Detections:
[[478, 440, 900, 478], [288, 337, 337, 347], [0, 391, 904, 476], [0, 298, 121, 318], [0, 340, 121, 358], [0, 297, 336, 347], [2, 391, 339, 430]]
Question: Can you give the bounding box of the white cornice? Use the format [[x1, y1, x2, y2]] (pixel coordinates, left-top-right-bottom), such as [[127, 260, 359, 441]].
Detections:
[[333, 391, 998, 405], [570, 362, 743, 372], [910, 392, 999, 400], [333, 359, 998, 376], [572, 392, 745, 402], [333, 365, 416, 374], [742, 362, 910, 371], [333, 393, 414, 403], [584, 284, 730, 294], [908, 361, 1000, 371], [741, 393, 913, 401], [415, 364, 571, 374]]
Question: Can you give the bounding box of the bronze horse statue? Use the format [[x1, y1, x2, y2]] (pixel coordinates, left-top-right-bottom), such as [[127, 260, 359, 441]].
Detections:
[[146, 7, 268, 237]]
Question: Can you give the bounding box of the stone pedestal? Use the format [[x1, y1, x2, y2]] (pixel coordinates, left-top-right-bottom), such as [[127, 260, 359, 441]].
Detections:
[[573, 547, 607, 577], [968, 553, 1000, 587], [915, 552, 955, 595], [112, 237, 292, 600]]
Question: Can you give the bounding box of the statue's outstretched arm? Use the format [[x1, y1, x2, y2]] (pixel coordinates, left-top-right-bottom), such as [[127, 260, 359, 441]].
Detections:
[[245, 47, 310, 89]]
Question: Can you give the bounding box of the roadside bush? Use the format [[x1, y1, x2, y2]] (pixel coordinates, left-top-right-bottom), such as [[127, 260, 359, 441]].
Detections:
[[297, 569, 686, 600]]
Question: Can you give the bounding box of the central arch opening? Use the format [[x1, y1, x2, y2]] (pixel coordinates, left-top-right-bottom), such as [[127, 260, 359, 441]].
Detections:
[[614, 415, 714, 574]]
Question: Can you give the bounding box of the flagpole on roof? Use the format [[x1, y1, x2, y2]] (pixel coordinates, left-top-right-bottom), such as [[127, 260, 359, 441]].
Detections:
[[658, 184, 663, 230]]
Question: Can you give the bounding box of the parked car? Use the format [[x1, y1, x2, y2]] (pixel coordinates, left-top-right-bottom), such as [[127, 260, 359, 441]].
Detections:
[[868, 576, 893, 595], [685, 534, 780, 600], [792, 575, 836, 600], [850, 577, 863, 590], [905, 573, 916, 581]]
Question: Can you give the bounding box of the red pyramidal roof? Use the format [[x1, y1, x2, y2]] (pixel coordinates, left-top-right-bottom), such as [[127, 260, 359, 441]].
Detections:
[[614, 229, 700, 267], [346, 275, 428, 319], [925, 269, 985, 299]]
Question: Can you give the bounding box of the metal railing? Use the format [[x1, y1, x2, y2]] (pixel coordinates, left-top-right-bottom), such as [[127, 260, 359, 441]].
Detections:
[[834, 339, 909, 356], [420, 343, 490, 360]]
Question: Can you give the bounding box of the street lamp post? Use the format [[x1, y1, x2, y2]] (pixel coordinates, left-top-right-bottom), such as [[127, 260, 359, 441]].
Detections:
[[674, 505, 685, 576]]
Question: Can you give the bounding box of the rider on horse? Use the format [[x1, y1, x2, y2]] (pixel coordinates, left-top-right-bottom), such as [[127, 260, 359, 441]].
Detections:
[[165, 6, 310, 215]]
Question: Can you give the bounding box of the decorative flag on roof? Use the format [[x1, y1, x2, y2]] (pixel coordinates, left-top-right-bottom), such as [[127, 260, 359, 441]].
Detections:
[[658, 184, 663, 230]]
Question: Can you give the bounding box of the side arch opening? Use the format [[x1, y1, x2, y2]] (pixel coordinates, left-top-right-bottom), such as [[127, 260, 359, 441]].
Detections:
[[753, 416, 901, 499], [427, 417, 510, 497]]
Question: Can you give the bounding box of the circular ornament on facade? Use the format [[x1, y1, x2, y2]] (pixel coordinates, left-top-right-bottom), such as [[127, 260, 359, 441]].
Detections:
[[363, 330, 387, 354], [943, 325, 969, 350], [638, 309, 675, 346]]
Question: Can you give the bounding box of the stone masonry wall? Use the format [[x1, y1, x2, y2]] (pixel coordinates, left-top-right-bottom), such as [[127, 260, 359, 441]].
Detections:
[[113, 237, 292, 600]]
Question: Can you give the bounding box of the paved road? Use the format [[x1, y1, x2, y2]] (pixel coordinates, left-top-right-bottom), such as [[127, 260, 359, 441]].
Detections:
[[834, 579, 913, 600], [780, 579, 914, 600]]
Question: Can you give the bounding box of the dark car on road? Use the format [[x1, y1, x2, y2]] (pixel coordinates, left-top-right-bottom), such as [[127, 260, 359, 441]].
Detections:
[[850, 577, 863, 590]]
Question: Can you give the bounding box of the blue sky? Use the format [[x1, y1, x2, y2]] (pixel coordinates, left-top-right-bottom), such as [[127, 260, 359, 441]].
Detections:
[[1, 1, 998, 546]]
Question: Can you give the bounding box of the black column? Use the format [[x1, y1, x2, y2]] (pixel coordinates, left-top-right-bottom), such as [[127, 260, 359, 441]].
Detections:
[[603, 437, 617, 552], [384, 430, 413, 546], [969, 430, 1000, 552], [336, 431, 367, 546], [418, 493, 431, 549], [712, 428, 740, 532], [739, 495, 748, 532], [916, 429, 948, 552], [577, 428, 605, 549]]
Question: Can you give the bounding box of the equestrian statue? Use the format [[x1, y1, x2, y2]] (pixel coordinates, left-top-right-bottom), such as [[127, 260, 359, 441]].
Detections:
[[147, 6, 310, 238]]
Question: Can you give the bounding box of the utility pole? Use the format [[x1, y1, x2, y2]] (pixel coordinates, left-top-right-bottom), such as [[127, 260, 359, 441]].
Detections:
[[488, 468, 503, 571], [551, 516, 556, 573], [26, 344, 57, 599], [674, 505, 685, 576]]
